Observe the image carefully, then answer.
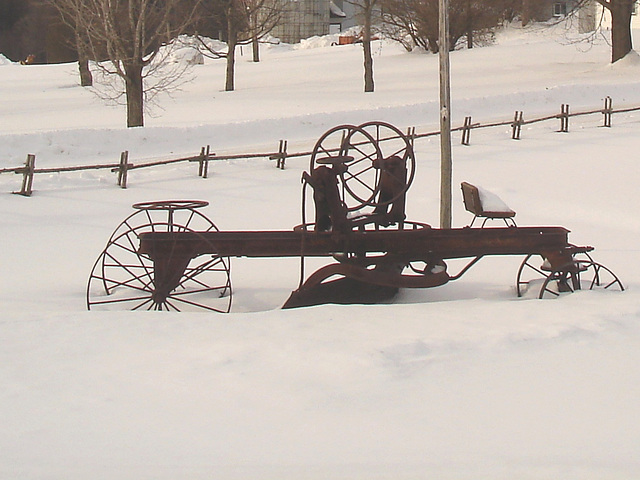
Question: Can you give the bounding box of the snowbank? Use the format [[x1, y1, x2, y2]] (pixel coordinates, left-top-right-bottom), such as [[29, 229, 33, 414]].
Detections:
[[1, 24, 639, 480], [0, 53, 14, 65]]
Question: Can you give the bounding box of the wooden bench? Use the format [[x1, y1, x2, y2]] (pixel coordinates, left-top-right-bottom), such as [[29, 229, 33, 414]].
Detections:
[[461, 182, 516, 227]]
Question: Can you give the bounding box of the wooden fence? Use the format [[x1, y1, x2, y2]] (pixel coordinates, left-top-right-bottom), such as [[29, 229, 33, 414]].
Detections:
[[3, 97, 639, 197]]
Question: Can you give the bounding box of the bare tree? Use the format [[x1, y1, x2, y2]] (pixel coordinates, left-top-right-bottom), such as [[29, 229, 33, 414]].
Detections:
[[577, 0, 635, 62], [345, 0, 381, 92], [246, 0, 282, 62], [382, 0, 510, 53], [381, 0, 433, 51], [458, 0, 514, 48], [47, 0, 202, 127], [198, 0, 283, 91]]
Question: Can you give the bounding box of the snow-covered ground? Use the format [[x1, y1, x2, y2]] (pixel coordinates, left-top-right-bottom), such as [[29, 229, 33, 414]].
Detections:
[[1, 24, 639, 479]]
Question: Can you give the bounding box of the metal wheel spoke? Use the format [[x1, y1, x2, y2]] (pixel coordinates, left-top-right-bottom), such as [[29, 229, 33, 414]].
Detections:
[[90, 293, 153, 306], [168, 294, 232, 313], [103, 262, 153, 272], [350, 143, 378, 163], [524, 261, 546, 277], [171, 284, 230, 297], [344, 170, 376, 193], [108, 234, 155, 279], [101, 274, 154, 293], [541, 285, 560, 297], [318, 144, 336, 158], [604, 279, 619, 289], [589, 264, 600, 289], [108, 237, 141, 256], [104, 251, 154, 290], [164, 299, 181, 311], [178, 257, 227, 289], [181, 210, 197, 231], [132, 297, 155, 311]]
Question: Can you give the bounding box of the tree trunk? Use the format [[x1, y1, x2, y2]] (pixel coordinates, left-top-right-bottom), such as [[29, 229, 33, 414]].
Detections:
[[521, 0, 531, 26], [610, 0, 634, 63], [225, 15, 237, 91], [466, 0, 473, 49], [75, 32, 92, 86], [252, 35, 260, 62], [124, 62, 144, 127], [78, 57, 92, 87], [429, 36, 440, 53], [363, 9, 374, 93], [225, 37, 237, 91], [251, 11, 260, 63]]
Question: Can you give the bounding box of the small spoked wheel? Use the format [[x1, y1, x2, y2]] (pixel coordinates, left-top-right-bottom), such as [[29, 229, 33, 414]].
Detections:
[[516, 252, 591, 297], [87, 200, 232, 312], [537, 260, 624, 299], [310, 124, 383, 212], [516, 253, 623, 299]]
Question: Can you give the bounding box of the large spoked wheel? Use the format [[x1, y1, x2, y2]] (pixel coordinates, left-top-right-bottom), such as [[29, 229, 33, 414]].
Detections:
[[310, 124, 384, 212], [87, 200, 232, 312], [537, 260, 624, 299], [358, 121, 416, 208]]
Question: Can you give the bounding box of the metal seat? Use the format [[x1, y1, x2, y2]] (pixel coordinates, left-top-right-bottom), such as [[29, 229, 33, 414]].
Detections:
[[461, 182, 516, 227]]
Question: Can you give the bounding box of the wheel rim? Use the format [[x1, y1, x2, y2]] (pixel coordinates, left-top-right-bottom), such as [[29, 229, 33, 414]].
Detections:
[[310, 124, 383, 211], [87, 201, 232, 312]]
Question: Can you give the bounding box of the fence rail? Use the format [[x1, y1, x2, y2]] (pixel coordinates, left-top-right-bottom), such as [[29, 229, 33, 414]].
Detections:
[[3, 97, 640, 196]]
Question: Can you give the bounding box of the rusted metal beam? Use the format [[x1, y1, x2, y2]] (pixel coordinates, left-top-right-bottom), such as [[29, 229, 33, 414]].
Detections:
[[139, 226, 571, 262]]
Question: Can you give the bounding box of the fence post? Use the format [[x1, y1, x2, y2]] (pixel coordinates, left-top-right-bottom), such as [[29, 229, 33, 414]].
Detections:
[[279, 140, 288, 169], [198, 145, 212, 178], [270, 140, 288, 169], [511, 111, 524, 140], [406, 126, 416, 148], [603, 96, 613, 127], [461, 116, 472, 145], [14, 154, 36, 196], [559, 104, 570, 132], [117, 151, 130, 188]]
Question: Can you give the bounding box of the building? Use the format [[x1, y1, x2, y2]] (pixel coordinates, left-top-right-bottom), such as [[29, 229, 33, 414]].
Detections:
[[271, 0, 359, 43], [273, 1, 592, 44], [523, 1, 581, 24]]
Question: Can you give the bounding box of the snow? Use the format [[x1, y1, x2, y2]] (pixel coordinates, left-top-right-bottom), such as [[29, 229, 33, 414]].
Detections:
[[0, 53, 13, 65], [477, 186, 514, 213], [1, 24, 640, 479]]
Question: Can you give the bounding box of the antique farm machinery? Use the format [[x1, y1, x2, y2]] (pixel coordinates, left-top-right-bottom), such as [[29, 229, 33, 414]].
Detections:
[[86, 122, 624, 312]]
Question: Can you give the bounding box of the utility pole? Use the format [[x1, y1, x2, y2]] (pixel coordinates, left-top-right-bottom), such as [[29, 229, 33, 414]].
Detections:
[[439, 0, 453, 228]]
